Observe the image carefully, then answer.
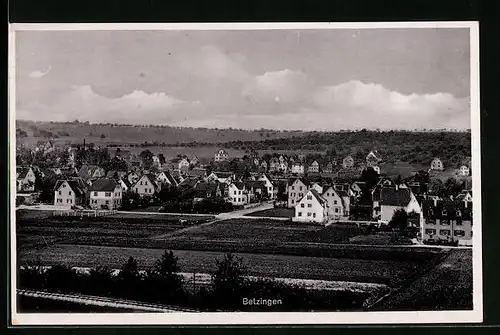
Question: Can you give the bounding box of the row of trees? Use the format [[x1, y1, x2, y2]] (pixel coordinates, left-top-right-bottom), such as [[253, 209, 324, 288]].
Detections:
[[19, 252, 368, 311]]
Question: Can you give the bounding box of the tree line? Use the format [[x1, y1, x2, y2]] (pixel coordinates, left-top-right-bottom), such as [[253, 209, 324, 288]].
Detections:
[[19, 251, 368, 311]]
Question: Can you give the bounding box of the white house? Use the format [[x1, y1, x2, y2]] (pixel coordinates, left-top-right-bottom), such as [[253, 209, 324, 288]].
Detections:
[[16, 166, 36, 192], [291, 163, 305, 175], [89, 178, 123, 210], [178, 158, 190, 171], [378, 186, 421, 223], [132, 174, 158, 197], [288, 178, 309, 208], [430, 158, 444, 171], [366, 150, 382, 167], [118, 178, 131, 192], [278, 161, 288, 173], [53, 179, 86, 207], [310, 182, 323, 194], [152, 155, 161, 167], [228, 182, 249, 206], [307, 161, 320, 173], [257, 174, 276, 199], [457, 165, 470, 176], [342, 155, 355, 169], [293, 189, 328, 224], [214, 149, 229, 162], [321, 186, 349, 220]]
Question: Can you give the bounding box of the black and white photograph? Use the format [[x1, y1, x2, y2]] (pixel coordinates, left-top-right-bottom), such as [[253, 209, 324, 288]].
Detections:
[[9, 22, 481, 325]]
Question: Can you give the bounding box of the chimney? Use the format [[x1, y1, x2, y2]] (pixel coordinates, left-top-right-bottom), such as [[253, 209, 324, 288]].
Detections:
[[433, 198, 438, 207]]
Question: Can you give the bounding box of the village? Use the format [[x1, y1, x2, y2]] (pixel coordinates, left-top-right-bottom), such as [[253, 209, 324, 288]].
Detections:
[[15, 139, 473, 247]]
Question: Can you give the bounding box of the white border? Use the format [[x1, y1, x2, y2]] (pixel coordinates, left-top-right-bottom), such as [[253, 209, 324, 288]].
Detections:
[[9, 22, 482, 326]]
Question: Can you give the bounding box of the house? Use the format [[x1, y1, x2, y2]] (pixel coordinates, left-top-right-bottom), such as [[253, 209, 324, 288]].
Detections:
[[53, 179, 86, 207], [278, 155, 286, 163], [322, 186, 350, 220], [206, 171, 234, 184], [78, 164, 106, 181], [228, 182, 249, 206], [259, 161, 268, 172], [257, 174, 276, 199], [118, 178, 131, 192], [342, 155, 355, 169], [127, 171, 140, 185], [430, 158, 444, 171], [278, 161, 288, 173], [178, 158, 190, 171], [350, 181, 366, 198], [421, 199, 473, 246], [190, 156, 200, 166], [307, 161, 320, 173], [152, 155, 161, 167], [310, 182, 323, 194], [366, 151, 382, 167], [89, 178, 123, 210], [193, 181, 224, 202], [323, 162, 334, 173], [244, 181, 266, 202], [457, 165, 470, 177], [378, 186, 421, 223], [291, 163, 305, 175], [16, 166, 36, 192], [178, 177, 200, 190], [293, 189, 328, 224], [214, 149, 229, 162], [269, 158, 280, 172], [188, 167, 208, 179], [156, 170, 177, 187], [287, 178, 309, 208], [132, 174, 158, 197]]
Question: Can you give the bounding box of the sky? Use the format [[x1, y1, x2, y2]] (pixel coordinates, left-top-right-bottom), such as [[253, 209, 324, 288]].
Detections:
[[15, 28, 471, 131]]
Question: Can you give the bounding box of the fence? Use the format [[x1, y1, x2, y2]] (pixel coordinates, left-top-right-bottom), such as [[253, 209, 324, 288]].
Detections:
[[52, 209, 117, 218]]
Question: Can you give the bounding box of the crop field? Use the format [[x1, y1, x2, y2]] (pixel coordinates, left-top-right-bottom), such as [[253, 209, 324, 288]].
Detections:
[[18, 244, 437, 286], [244, 208, 295, 218], [16, 210, 213, 251], [372, 248, 473, 310]]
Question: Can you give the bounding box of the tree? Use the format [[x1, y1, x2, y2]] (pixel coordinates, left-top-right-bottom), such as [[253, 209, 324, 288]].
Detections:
[[86, 266, 114, 296], [145, 251, 184, 303], [211, 253, 248, 308], [44, 264, 81, 293], [388, 208, 408, 231], [122, 190, 141, 209], [116, 257, 142, 299], [140, 150, 154, 169], [360, 168, 379, 190], [158, 154, 166, 165]]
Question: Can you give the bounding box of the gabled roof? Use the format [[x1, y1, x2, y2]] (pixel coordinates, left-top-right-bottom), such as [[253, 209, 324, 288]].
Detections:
[[422, 199, 472, 220], [231, 182, 246, 190], [133, 174, 158, 188], [244, 180, 266, 190], [89, 178, 119, 192], [54, 179, 86, 197], [106, 170, 118, 179], [178, 177, 199, 188], [189, 168, 208, 177], [212, 171, 233, 178], [309, 189, 327, 205], [17, 166, 32, 179], [119, 178, 132, 188], [380, 188, 412, 207]]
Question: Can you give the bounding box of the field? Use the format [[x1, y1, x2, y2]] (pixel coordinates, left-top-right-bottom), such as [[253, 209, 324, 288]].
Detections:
[[18, 244, 435, 286], [16, 210, 214, 250], [372, 249, 473, 310], [17, 295, 140, 313], [244, 208, 295, 218]]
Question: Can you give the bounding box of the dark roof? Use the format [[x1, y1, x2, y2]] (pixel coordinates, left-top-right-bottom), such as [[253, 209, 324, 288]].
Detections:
[[310, 189, 327, 205], [244, 181, 266, 190], [139, 174, 159, 188], [336, 190, 348, 198], [17, 167, 31, 179], [89, 178, 119, 192], [178, 177, 198, 188], [106, 170, 118, 179], [213, 171, 233, 178], [379, 188, 412, 207], [232, 182, 246, 190], [119, 178, 132, 188], [54, 179, 86, 197], [189, 168, 207, 177], [422, 199, 472, 220]]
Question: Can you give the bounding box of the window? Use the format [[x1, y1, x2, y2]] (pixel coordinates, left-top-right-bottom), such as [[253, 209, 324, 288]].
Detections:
[[66, 199, 70, 203], [94, 191, 98, 196], [307, 212, 311, 217], [308, 204, 312, 208], [335, 208, 339, 213], [62, 184, 66, 188], [291, 186, 295, 190], [105, 200, 109, 205], [326, 193, 330, 196], [301, 204, 305, 208], [307, 195, 312, 200], [298, 212, 302, 217], [140, 181, 143, 185], [454, 230, 465, 237], [58, 191, 62, 195], [299, 193, 303, 197], [456, 210, 462, 217], [440, 219, 450, 225], [105, 192, 111, 197], [442, 210, 447, 216], [57, 199, 62, 203], [440, 229, 451, 236], [135, 188, 138, 193], [313, 213, 316, 218], [427, 219, 436, 225], [239, 191, 242, 195], [145, 181, 148, 185], [291, 200, 294, 204], [333, 200, 337, 205], [234, 191, 237, 195], [299, 186, 303, 191], [425, 229, 436, 235]]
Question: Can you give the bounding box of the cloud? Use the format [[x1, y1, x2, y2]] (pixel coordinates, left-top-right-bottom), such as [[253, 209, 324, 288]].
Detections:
[[242, 69, 315, 105], [310, 80, 470, 130], [16, 85, 205, 124], [28, 66, 51, 78]]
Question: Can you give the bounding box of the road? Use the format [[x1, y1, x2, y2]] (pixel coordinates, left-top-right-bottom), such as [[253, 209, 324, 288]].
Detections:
[[17, 289, 198, 312]]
